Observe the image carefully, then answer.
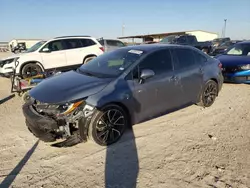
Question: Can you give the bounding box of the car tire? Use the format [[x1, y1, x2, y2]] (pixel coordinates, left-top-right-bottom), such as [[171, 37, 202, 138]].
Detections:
[[21, 63, 43, 78], [83, 56, 95, 64], [25, 120, 57, 142], [88, 104, 128, 146], [197, 80, 218, 107]]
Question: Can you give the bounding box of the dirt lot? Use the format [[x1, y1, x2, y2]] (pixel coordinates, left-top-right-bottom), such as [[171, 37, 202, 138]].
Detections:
[[0, 52, 249, 188]]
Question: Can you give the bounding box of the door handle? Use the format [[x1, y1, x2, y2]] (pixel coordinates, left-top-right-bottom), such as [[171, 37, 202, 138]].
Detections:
[[199, 68, 204, 74], [170, 76, 178, 81]]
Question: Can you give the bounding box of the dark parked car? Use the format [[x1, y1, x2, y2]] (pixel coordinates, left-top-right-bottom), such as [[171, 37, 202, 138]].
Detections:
[[160, 34, 213, 54], [216, 41, 250, 83], [210, 40, 242, 56], [22, 44, 223, 146], [212, 37, 231, 47]]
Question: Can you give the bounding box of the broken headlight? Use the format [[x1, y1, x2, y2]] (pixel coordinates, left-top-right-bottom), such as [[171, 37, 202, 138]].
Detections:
[[35, 100, 85, 116]]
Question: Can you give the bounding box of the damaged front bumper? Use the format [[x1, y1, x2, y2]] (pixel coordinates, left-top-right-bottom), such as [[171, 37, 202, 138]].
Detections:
[[22, 101, 96, 144], [23, 102, 60, 142]]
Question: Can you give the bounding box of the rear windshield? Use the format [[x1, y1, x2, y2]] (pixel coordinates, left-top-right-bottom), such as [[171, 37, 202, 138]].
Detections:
[[98, 40, 104, 45], [160, 35, 176, 43], [106, 40, 125, 47]]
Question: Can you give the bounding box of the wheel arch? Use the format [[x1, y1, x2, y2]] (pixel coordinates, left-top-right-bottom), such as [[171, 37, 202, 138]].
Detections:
[[98, 101, 133, 127], [19, 61, 44, 73], [83, 54, 97, 63], [197, 78, 219, 103]]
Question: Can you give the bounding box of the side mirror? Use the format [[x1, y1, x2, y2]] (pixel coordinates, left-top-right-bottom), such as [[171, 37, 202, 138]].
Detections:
[[41, 48, 51, 53], [139, 69, 155, 83]]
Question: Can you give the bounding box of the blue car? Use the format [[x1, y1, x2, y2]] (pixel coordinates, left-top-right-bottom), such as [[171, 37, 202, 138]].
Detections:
[[216, 41, 250, 84]]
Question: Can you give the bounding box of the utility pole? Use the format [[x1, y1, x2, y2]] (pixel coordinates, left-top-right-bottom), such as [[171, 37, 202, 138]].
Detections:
[[223, 19, 227, 38], [122, 22, 125, 37]]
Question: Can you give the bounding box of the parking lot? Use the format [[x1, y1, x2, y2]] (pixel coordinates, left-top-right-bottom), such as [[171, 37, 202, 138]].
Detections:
[[0, 50, 249, 187]]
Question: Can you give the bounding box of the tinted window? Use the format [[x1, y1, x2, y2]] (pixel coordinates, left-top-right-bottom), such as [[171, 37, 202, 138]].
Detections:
[[42, 40, 65, 51], [193, 50, 208, 64], [80, 39, 96, 47], [174, 48, 196, 70], [64, 39, 82, 49], [176, 36, 187, 44], [138, 49, 173, 75], [187, 36, 196, 44], [106, 40, 125, 47]]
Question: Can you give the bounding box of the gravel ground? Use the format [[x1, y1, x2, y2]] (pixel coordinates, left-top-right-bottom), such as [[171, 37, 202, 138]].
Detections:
[[0, 52, 249, 188]]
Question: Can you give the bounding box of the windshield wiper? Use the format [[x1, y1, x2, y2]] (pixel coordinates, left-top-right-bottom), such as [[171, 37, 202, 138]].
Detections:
[[78, 69, 96, 77]]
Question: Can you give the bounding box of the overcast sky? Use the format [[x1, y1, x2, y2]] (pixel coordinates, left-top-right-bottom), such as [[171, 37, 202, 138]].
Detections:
[[1, 0, 250, 41]]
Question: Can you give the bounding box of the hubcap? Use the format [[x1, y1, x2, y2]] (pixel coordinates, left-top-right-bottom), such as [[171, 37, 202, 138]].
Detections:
[[95, 109, 125, 144], [204, 83, 217, 106]]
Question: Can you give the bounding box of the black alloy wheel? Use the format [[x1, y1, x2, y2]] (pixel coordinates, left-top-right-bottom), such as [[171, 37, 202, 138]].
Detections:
[[89, 105, 128, 146], [201, 80, 218, 107]]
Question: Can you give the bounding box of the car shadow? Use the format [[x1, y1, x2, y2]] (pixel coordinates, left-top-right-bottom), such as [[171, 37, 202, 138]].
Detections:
[[0, 140, 39, 188], [0, 94, 15, 105], [96, 79, 140, 188], [101, 79, 194, 188]]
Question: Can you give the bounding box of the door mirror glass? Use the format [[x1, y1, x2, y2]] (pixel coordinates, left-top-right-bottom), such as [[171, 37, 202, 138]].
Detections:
[[140, 69, 155, 81], [41, 48, 51, 53]]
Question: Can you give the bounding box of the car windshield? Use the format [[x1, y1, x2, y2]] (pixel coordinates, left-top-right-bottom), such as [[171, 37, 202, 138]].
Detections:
[[26, 41, 46, 52], [226, 43, 250, 56], [78, 48, 145, 78], [160, 36, 176, 43], [218, 42, 230, 47]]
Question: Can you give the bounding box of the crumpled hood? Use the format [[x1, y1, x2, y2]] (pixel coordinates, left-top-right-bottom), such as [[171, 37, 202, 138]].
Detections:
[[29, 70, 112, 104], [216, 55, 250, 67]]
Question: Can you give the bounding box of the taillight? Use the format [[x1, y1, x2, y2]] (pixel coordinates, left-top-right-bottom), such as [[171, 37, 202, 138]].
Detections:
[[218, 62, 223, 70], [100, 47, 104, 52]]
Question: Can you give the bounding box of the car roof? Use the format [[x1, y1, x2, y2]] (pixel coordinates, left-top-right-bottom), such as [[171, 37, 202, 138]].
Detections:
[[54, 35, 92, 39], [120, 44, 190, 52]]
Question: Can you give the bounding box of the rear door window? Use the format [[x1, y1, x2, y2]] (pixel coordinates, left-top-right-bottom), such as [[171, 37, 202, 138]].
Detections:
[[193, 50, 208, 64], [173, 48, 197, 70], [64, 39, 82, 49], [80, 39, 96, 47]]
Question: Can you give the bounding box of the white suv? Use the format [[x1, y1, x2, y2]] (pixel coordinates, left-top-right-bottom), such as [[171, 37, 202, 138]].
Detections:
[[0, 36, 104, 78]]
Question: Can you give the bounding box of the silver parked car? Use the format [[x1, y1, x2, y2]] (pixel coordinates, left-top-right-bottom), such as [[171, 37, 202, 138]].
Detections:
[[22, 44, 223, 147], [98, 38, 126, 52]]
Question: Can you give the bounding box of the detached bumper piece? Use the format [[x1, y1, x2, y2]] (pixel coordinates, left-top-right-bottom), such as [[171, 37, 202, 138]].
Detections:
[[22, 103, 59, 142]]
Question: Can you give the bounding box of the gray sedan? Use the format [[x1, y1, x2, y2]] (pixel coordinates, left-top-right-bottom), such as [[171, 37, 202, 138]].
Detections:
[[22, 44, 223, 146]]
